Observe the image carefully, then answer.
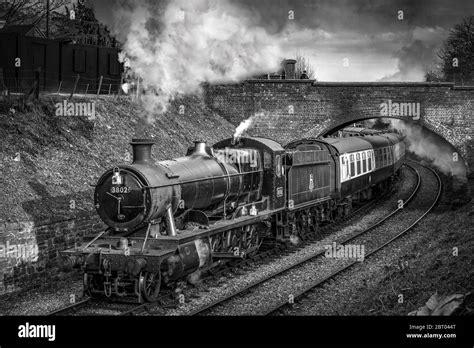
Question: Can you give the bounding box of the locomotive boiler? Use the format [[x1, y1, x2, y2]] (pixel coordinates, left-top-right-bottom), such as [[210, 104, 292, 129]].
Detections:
[[94, 139, 262, 233], [62, 131, 405, 302]]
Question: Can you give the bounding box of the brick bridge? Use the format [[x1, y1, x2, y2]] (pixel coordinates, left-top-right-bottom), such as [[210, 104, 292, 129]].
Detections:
[[204, 81, 474, 176]]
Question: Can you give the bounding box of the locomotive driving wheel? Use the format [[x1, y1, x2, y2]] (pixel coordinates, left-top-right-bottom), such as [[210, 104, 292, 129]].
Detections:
[[242, 225, 259, 251], [83, 273, 92, 297], [209, 224, 261, 256], [139, 271, 161, 302]]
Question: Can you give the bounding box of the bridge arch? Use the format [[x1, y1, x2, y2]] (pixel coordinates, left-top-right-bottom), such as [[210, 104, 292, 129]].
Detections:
[[317, 117, 468, 183], [205, 81, 474, 177]]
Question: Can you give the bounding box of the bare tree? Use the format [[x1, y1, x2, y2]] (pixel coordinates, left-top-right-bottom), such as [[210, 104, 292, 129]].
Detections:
[[425, 69, 444, 82], [0, 0, 68, 27], [0, 0, 118, 47], [295, 53, 316, 80], [439, 16, 474, 85], [426, 16, 474, 84]]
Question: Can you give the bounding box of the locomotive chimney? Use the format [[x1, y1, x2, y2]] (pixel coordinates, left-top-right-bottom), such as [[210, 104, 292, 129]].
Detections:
[[130, 139, 156, 164]]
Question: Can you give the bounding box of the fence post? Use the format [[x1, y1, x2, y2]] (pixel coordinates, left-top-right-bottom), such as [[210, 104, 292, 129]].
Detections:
[[26, 68, 40, 100], [108, 83, 112, 95], [97, 75, 103, 95], [84, 83, 89, 97], [136, 77, 140, 100], [119, 74, 124, 96], [34, 68, 40, 99], [0, 68, 6, 97], [57, 81, 62, 95], [70, 74, 80, 100]]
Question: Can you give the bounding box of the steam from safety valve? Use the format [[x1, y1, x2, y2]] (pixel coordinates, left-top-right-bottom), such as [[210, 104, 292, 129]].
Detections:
[[233, 117, 253, 143], [232, 111, 275, 143]]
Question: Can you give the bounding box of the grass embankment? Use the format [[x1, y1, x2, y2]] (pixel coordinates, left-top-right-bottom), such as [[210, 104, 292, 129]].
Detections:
[[346, 172, 473, 315], [0, 95, 234, 223]]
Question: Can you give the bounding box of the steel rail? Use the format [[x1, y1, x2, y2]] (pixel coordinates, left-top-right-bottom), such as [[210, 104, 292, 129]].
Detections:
[[188, 163, 422, 316], [263, 161, 441, 316]]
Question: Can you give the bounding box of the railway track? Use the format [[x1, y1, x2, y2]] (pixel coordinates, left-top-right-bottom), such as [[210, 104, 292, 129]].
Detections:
[[47, 291, 175, 316], [47, 163, 419, 316], [187, 161, 440, 316]]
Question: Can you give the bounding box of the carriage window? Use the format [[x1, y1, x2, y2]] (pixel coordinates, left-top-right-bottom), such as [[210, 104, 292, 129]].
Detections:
[[356, 153, 361, 175], [275, 155, 282, 178], [368, 152, 372, 170], [342, 156, 348, 179], [362, 152, 367, 172]]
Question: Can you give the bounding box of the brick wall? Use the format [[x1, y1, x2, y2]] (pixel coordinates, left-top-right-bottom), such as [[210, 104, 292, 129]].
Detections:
[[204, 81, 474, 175], [0, 212, 105, 296]]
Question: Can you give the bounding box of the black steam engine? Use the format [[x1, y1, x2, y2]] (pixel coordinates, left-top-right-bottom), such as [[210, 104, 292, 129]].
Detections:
[[62, 130, 405, 302]]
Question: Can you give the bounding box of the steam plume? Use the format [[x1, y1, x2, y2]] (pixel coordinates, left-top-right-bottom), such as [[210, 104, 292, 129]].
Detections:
[[233, 111, 279, 139], [389, 119, 467, 183], [92, 0, 283, 117], [234, 117, 253, 140]]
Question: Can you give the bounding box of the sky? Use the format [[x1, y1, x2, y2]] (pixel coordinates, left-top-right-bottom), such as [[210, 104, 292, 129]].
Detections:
[[91, 0, 474, 91], [231, 0, 474, 81]]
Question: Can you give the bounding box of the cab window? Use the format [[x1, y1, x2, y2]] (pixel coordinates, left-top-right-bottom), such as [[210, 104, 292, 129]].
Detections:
[[275, 155, 281, 178], [263, 151, 272, 169]]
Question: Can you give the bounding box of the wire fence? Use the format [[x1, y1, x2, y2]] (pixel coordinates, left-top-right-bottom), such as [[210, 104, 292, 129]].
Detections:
[[0, 67, 143, 107]]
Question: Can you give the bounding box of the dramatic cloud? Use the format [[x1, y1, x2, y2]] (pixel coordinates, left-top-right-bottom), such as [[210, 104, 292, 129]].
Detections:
[[234, 0, 474, 81], [378, 26, 447, 81], [92, 0, 474, 85]]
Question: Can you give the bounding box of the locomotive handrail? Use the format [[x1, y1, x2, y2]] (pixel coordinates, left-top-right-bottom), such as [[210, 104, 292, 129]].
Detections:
[[140, 169, 264, 190]]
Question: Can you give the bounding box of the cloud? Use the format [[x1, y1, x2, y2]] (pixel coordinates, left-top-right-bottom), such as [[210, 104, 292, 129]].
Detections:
[[378, 26, 448, 81], [92, 0, 474, 83]]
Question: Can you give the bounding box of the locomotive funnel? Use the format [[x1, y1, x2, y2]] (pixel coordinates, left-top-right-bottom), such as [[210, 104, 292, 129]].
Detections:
[[130, 139, 156, 164]]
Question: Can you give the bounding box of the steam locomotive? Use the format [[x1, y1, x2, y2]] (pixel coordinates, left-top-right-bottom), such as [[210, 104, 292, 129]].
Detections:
[[62, 130, 405, 302]]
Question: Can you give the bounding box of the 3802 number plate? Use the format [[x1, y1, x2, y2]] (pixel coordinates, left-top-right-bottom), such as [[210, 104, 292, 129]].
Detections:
[[111, 186, 131, 194]]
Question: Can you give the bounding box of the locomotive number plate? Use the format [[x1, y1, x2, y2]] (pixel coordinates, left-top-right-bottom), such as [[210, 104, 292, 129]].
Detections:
[[111, 186, 131, 194]]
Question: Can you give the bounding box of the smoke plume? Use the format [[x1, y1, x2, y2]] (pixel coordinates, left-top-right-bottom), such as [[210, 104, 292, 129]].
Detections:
[[389, 119, 467, 183], [92, 0, 283, 117], [233, 111, 280, 139]]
